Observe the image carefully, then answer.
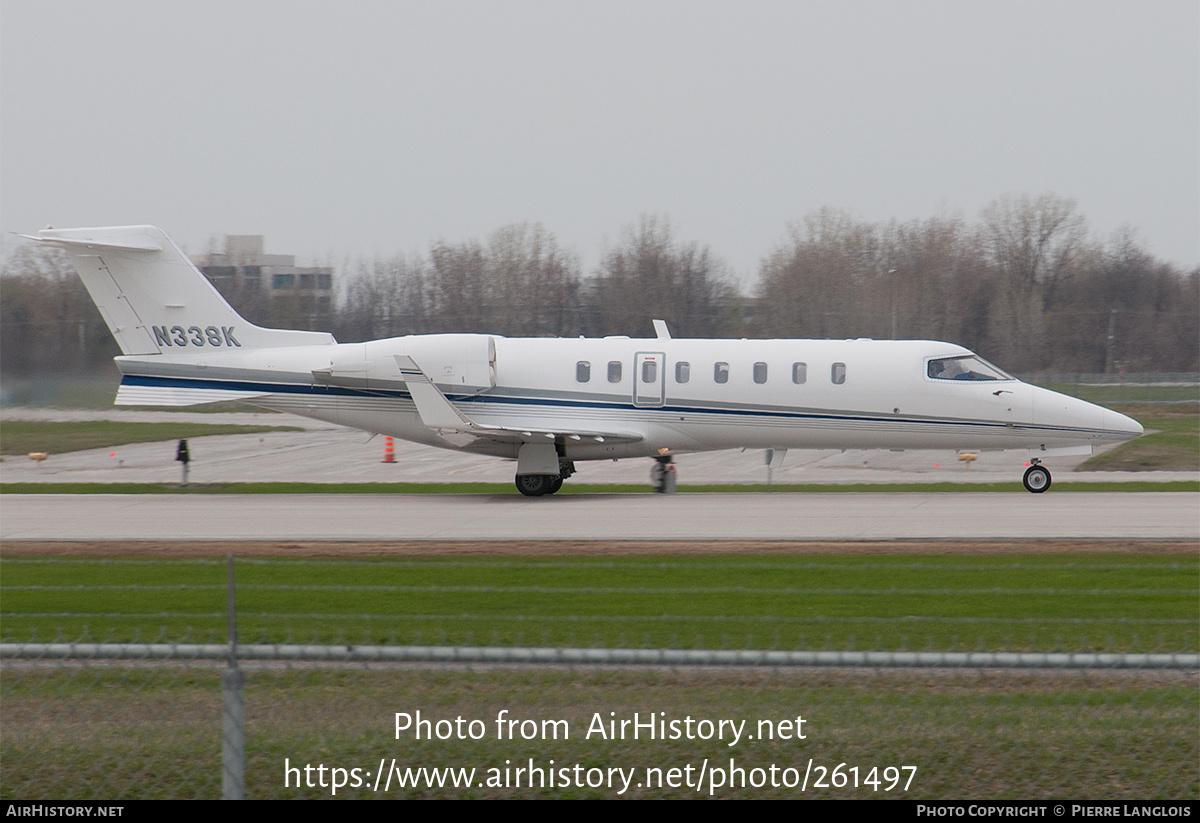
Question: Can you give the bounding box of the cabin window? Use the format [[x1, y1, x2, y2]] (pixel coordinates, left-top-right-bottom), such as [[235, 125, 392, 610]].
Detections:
[[607, 361, 622, 383], [675, 361, 690, 383], [831, 362, 846, 385], [792, 362, 807, 384], [576, 361, 590, 383], [926, 355, 1013, 381], [753, 362, 768, 384], [714, 362, 729, 384], [642, 360, 658, 383]]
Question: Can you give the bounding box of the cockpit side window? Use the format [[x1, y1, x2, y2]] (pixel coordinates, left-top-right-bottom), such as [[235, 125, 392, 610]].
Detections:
[[927, 355, 1013, 382]]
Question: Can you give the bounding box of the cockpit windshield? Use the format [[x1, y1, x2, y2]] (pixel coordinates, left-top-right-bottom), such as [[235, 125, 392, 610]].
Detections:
[[927, 355, 1013, 382]]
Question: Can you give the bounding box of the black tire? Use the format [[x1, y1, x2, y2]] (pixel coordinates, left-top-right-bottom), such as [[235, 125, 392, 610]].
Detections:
[[546, 476, 564, 495], [1023, 465, 1051, 493], [515, 474, 555, 497]]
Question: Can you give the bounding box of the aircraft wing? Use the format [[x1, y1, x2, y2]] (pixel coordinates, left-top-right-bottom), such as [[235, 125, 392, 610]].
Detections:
[[394, 355, 643, 447]]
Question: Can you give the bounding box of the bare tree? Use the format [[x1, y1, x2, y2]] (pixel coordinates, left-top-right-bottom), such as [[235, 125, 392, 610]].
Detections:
[[1044, 228, 1199, 372], [982, 193, 1087, 308], [4, 204, 1193, 377], [339, 254, 427, 341], [484, 223, 582, 336], [0, 244, 116, 375], [589, 215, 736, 337], [426, 239, 489, 332], [978, 193, 1088, 369], [756, 209, 883, 339]]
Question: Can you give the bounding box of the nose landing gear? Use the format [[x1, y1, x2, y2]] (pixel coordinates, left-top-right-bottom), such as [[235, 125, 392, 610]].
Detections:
[[1023, 460, 1051, 493]]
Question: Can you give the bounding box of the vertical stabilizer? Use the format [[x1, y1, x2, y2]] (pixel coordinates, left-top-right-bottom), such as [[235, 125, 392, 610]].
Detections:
[[23, 225, 334, 354]]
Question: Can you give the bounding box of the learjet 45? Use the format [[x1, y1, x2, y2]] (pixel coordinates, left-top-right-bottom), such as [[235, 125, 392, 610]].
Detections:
[[24, 225, 1143, 495]]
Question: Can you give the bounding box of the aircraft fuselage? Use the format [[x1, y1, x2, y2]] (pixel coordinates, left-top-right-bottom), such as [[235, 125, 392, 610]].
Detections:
[[112, 333, 1141, 462]]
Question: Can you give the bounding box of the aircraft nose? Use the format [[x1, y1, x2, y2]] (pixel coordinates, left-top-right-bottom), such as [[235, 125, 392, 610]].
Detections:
[[1033, 387, 1106, 432], [1104, 408, 1143, 440]]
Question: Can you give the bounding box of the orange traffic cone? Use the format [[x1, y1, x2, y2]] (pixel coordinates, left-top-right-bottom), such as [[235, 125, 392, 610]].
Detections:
[[383, 436, 395, 463]]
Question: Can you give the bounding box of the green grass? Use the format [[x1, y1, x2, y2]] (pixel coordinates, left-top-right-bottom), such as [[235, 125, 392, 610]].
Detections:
[[3, 667, 1195, 799], [1079, 415, 1200, 472], [2, 554, 1194, 653], [3, 554, 1196, 799], [3, 666, 1195, 799], [1032, 381, 1199, 472], [0, 420, 303, 456]]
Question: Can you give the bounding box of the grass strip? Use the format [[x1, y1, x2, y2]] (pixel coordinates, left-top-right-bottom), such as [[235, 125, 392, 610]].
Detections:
[[3, 554, 1194, 653], [1078, 415, 1200, 472]]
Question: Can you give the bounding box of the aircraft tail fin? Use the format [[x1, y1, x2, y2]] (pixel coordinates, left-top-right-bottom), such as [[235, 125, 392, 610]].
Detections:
[[21, 225, 334, 355]]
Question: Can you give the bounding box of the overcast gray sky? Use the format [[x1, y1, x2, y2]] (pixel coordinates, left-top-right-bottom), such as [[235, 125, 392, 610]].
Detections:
[[2, 0, 1197, 283]]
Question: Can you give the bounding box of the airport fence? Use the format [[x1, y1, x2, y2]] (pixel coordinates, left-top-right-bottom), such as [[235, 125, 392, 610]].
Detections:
[[1, 554, 1197, 799]]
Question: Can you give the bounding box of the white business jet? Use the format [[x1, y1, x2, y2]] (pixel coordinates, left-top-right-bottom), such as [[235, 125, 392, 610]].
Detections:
[[24, 225, 1142, 496]]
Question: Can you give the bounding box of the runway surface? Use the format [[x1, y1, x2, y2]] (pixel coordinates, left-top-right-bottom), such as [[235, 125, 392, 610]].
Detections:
[[3, 492, 1197, 541]]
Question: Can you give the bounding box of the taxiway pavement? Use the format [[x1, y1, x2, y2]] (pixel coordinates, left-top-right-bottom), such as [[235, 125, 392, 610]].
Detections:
[[3, 408, 1196, 544], [3, 408, 1195, 488]]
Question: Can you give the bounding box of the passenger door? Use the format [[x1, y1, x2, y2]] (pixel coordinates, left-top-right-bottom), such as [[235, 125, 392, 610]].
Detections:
[[633, 351, 665, 407]]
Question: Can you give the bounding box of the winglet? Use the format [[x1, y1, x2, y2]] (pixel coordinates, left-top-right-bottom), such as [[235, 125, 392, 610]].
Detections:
[[394, 355, 476, 430]]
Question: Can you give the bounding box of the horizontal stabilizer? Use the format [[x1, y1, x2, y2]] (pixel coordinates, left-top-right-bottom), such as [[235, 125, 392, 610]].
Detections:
[[16, 232, 161, 252], [115, 380, 268, 407]]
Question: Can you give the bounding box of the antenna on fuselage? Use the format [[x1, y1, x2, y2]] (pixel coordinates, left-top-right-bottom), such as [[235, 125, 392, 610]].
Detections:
[[652, 319, 671, 339]]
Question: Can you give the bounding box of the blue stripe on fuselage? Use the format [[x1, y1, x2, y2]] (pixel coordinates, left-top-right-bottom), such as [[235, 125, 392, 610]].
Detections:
[[118, 373, 1102, 436]]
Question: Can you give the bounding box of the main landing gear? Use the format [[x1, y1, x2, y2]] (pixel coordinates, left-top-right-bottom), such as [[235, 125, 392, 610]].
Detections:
[[515, 474, 561, 496], [1022, 460, 1051, 494], [515, 461, 574, 497]]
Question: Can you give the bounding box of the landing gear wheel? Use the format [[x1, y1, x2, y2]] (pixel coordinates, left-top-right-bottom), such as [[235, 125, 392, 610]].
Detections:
[[1023, 464, 1051, 493], [515, 474, 558, 497]]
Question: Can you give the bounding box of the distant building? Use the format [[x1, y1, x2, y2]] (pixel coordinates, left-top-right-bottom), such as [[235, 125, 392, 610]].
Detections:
[[190, 235, 333, 317]]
